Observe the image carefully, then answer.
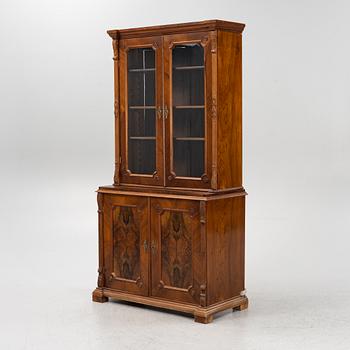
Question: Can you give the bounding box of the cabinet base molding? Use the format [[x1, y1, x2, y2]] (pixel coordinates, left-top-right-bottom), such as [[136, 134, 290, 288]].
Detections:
[[92, 288, 248, 324]]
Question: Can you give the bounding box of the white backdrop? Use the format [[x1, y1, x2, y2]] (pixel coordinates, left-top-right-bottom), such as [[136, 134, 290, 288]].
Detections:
[[1, 0, 350, 349]]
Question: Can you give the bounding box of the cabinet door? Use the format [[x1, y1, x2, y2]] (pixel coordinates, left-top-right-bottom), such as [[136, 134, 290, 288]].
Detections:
[[119, 36, 164, 186], [163, 32, 215, 189], [104, 195, 149, 296], [150, 198, 205, 304]]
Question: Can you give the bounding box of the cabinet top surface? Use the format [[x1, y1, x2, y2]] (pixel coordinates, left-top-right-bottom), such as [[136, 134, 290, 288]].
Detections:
[[97, 185, 247, 201], [107, 19, 245, 39]]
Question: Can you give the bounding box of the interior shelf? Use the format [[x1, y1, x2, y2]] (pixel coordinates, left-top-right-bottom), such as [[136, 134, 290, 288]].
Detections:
[[129, 136, 156, 140], [128, 68, 156, 72], [174, 137, 205, 141], [174, 105, 205, 109], [129, 106, 156, 110], [173, 65, 204, 70]]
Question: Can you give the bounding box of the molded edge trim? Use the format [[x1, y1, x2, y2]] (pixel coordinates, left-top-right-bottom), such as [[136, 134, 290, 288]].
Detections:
[[107, 19, 245, 39], [96, 186, 247, 201], [93, 287, 248, 319]]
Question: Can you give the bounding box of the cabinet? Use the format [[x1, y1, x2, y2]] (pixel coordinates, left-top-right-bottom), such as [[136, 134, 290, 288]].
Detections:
[[93, 20, 248, 323]]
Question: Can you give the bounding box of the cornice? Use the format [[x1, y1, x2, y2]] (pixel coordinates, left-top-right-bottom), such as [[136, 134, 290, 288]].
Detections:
[[107, 19, 245, 40]]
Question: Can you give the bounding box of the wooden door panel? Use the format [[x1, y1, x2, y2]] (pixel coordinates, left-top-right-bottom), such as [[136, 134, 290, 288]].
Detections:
[[150, 198, 205, 304], [104, 195, 149, 296], [119, 36, 164, 186], [163, 32, 214, 189]]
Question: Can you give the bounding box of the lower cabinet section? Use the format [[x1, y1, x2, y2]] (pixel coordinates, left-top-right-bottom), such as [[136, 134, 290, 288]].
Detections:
[[93, 191, 248, 323]]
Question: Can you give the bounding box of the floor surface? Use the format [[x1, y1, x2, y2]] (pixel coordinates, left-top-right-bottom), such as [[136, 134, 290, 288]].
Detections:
[[1, 287, 350, 350]]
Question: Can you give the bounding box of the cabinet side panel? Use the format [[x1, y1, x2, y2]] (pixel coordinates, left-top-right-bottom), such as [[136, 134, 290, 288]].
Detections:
[[217, 31, 242, 189], [206, 196, 245, 305]]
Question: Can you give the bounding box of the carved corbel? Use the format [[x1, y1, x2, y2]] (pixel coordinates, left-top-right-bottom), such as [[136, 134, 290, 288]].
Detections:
[[200, 284, 207, 307], [97, 267, 106, 288], [112, 39, 119, 61]]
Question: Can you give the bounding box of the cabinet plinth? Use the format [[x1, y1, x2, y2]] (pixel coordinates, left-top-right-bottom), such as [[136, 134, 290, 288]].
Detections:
[[93, 20, 247, 323]]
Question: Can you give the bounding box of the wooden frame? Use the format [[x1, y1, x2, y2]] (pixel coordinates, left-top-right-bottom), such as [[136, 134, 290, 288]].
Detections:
[[119, 36, 164, 186], [163, 32, 214, 189]]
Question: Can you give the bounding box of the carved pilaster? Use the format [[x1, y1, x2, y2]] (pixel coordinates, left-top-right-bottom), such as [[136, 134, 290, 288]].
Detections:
[[199, 201, 206, 255], [112, 38, 120, 185], [210, 30, 218, 190], [211, 96, 218, 189], [97, 193, 105, 288]]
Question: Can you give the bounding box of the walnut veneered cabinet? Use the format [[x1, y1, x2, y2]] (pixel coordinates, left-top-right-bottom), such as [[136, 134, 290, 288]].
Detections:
[[92, 20, 248, 324]]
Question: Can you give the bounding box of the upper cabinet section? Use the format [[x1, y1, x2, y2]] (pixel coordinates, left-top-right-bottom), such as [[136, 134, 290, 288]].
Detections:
[[108, 20, 245, 191]]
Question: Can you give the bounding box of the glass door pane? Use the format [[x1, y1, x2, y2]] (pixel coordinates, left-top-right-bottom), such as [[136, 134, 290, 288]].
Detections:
[[172, 44, 205, 178], [127, 48, 156, 174]]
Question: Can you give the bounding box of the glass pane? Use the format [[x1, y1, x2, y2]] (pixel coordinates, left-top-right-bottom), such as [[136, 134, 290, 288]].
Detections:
[[174, 140, 204, 178], [172, 44, 205, 178], [127, 47, 156, 174]]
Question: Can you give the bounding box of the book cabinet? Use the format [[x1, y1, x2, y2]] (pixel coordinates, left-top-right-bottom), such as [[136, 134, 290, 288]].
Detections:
[[92, 20, 247, 323]]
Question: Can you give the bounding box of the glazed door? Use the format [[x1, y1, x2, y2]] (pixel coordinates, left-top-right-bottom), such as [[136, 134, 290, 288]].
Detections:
[[163, 32, 214, 189], [150, 198, 205, 304], [119, 36, 164, 186], [104, 195, 149, 296]]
